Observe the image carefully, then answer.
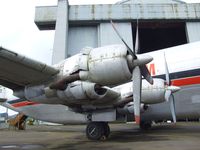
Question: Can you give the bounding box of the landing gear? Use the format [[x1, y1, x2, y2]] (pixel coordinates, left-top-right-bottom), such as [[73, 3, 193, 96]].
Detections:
[[140, 121, 152, 130], [86, 122, 110, 140]]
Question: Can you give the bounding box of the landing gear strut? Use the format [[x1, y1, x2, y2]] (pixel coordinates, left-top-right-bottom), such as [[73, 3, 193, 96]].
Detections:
[[86, 122, 110, 140]]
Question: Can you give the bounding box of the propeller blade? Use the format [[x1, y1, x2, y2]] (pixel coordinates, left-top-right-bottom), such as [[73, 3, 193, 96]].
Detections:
[[169, 95, 176, 123], [110, 20, 137, 59], [140, 65, 154, 85], [165, 90, 177, 123], [164, 52, 177, 123], [132, 66, 142, 125], [164, 52, 170, 85], [135, 20, 139, 54], [165, 90, 171, 102], [163, 53, 178, 123]]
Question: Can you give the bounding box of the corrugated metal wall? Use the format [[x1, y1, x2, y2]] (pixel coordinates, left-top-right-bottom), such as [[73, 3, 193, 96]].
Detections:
[[67, 26, 98, 57], [186, 22, 200, 43], [98, 23, 133, 48], [67, 23, 133, 56]]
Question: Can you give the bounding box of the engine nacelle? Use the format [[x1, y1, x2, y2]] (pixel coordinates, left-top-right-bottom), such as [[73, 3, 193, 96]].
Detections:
[[57, 82, 106, 101], [63, 45, 132, 86], [15, 81, 120, 106], [141, 78, 166, 104], [85, 45, 132, 85], [117, 103, 148, 114], [57, 81, 120, 105], [24, 85, 44, 99]]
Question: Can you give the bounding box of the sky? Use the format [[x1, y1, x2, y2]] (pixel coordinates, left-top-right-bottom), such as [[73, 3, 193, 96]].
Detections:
[[0, 0, 121, 66], [0, 0, 200, 114]]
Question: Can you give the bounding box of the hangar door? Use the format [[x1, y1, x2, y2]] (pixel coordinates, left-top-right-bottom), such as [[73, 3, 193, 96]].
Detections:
[[132, 22, 187, 54]]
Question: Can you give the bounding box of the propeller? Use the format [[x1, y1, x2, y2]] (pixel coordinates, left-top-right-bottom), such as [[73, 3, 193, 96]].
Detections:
[[132, 66, 141, 124], [111, 20, 153, 125], [164, 52, 180, 123], [110, 20, 137, 59], [135, 19, 139, 54]]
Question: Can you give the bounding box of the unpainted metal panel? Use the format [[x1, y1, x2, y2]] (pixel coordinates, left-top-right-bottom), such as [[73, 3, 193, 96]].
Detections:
[[99, 22, 133, 49], [67, 26, 98, 57], [92, 109, 116, 122], [186, 22, 200, 43]]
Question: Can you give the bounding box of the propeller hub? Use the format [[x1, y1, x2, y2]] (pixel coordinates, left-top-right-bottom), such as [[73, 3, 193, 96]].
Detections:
[[133, 54, 153, 66], [166, 86, 181, 93]]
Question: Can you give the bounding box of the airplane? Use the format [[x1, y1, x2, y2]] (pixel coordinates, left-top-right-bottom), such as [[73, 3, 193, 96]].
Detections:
[[0, 99, 6, 103], [0, 87, 7, 103], [0, 21, 199, 140], [2, 40, 200, 140]]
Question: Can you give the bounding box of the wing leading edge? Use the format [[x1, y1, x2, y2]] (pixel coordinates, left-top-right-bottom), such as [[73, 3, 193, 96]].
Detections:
[[0, 47, 59, 90]]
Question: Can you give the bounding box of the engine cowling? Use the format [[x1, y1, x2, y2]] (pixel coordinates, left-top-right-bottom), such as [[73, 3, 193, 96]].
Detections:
[[57, 81, 120, 105], [63, 45, 132, 86], [15, 81, 120, 107], [57, 82, 106, 101], [141, 78, 165, 104], [54, 44, 152, 91]]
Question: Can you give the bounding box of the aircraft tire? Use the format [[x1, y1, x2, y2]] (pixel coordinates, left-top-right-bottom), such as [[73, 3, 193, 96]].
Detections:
[[140, 121, 152, 130], [86, 122, 104, 140]]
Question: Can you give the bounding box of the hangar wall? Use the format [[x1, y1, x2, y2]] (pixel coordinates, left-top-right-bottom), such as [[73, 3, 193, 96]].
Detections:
[[66, 23, 133, 57], [98, 23, 133, 48], [186, 22, 200, 43], [34, 0, 200, 64], [67, 26, 98, 57]]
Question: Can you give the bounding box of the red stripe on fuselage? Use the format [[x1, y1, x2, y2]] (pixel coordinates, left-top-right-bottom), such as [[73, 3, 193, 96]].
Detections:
[[12, 101, 38, 108], [171, 76, 200, 86]]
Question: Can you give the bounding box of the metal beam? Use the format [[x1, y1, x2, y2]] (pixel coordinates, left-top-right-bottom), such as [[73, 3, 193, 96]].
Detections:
[[52, 0, 69, 64], [35, 3, 200, 30]]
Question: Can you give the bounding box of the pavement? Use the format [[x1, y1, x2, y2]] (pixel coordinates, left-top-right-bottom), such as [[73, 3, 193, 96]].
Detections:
[[0, 122, 200, 150]]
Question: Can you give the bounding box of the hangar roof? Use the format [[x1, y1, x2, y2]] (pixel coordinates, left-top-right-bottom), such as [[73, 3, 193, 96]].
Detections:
[[116, 0, 186, 4], [35, 2, 200, 30]]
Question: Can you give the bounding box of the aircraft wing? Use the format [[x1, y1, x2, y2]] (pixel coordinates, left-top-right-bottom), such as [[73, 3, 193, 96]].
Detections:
[[0, 47, 59, 90]]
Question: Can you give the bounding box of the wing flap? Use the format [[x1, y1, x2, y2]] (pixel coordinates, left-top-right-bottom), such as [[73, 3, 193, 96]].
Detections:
[[0, 47, 60, 89]]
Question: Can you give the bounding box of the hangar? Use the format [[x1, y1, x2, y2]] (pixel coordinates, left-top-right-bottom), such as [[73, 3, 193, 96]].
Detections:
[[34, 0, 200, 64]]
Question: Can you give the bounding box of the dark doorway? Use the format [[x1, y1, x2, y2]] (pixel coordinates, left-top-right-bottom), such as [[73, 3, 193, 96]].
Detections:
[[132, 22, 187, 53]]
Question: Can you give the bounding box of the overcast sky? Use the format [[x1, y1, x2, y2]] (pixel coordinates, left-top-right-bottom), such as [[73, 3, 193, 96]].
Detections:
[[0, 0, 200, 114], [0, 0, 121, 66]]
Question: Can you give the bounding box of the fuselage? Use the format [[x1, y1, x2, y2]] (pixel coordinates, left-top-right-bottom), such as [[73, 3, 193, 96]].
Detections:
[[3, 41, 200, 124], [142, 41, 200, 122]]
